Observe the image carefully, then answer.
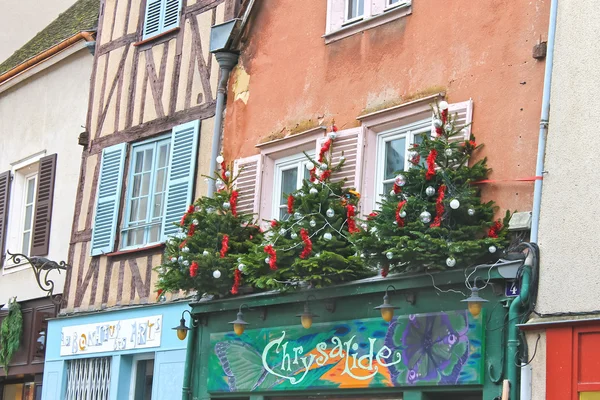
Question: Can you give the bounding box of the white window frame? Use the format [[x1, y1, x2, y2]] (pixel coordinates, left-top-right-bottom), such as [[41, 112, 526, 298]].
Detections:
[[128, 353, 155, 400], [3, 151, 45, 272], [344, 0, 365, 24], [374, 118, 431, 207], [385, 0, 408, 10], [20, 173, 37, 257], [272, 152, 314, 220], [121, 134, 171, 250]]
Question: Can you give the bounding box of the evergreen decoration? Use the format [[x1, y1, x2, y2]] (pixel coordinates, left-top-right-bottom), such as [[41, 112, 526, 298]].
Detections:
[[241, 127, 373, 290], [0, 300, 23, 374], [155, 160, 263, 298], [354, 101, 510, 274]]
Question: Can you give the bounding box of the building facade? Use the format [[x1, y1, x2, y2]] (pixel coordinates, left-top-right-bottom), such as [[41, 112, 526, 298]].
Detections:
[[525, 1, 600, 399], [0, 0, 98, 397], [42, 0, 239, 397], [187, 1, 551, 400]]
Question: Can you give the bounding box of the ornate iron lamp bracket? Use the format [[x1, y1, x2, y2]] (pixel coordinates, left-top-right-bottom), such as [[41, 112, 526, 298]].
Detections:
[[6, 251, 69, 304]]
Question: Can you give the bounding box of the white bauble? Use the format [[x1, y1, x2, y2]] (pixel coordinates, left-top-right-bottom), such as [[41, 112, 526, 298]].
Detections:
[[446, 257, 456, 267], [309, 219, 316, 227], [216, 155, 224, 164], [238, 263, 245, 272], [433, 118, 443, 128], [420, 211, 432, 223], [326, 208, 335, 218], [225, 171, 231, 178], [170, 257, 177, 262], [439, 101, 449, 110], [279, 228, 286, 236], [340, 156, 346, 162], [450, 199, 460, 210], [445, 148, 453, 157], [386, 251, 393, 260], [290, 232, 298, 239], [213, 270, 221, 279], [444, 124, 453, 133], [306, 162, 315, 170], [323, 232, 333, 241], [183, 260, 189, 266], [202, 250, 209, 256], [390, 190, 396, 196], [426, 186, 436, 196], [309, 187, 318, 195], [489, 245, 497, 254], [400, 210, 406, 218], [328, 132, 337, 140], [223, 201, 231, 209], [193, 219, 199, 226], [182, 247, 189, 252], [265, 257, 271, 264], [178, 256, 183, 262], [319, 163, 328, 171]]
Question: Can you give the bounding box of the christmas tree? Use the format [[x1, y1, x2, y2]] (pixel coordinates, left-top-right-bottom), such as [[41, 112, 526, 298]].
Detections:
[[354, 101, 510, 275], [155, 158, 262, 298], [241, 127, 373, 290]]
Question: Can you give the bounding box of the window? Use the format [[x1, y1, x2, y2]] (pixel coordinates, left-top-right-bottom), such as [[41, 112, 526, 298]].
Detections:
[[20, 174, 37, 256], [273, 153, 313, 220], [130, 355, 155, 400], [90, 120, 200, 256], [121, 136, 170, 249], [142, 0, 182, 40], [345, 0, 364, 22], [374, 119, 430, 205], [66, 357, 111, 400], [325, 0, 412, 43]]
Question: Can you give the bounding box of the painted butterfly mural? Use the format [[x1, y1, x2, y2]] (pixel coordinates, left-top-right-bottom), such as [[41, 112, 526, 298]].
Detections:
[[208, 310, 483, 392]]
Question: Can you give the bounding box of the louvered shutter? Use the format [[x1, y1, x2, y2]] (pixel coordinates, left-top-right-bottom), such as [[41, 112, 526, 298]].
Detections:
[[91, 144, 127, 256], [161, 0, 182, 32], [161, 120, 200, 239], [142, 0, 163, 40], [0, 171, 11, 264], [316, 127, 363, 190], [31, 154, 57, 256], [431, 99, 474, 141], [232, 155, 261, 216]]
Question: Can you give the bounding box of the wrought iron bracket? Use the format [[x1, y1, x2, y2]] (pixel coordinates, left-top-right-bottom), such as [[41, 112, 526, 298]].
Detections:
[[6, 251, 69, 304]]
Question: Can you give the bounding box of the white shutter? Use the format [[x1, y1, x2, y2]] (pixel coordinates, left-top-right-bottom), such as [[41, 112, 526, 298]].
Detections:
[[161, 120, 200, 239], [161, 0, 182, 31], [371, 0, 386, 16], [91, 143, 127, 256], [327, 0, 346, 33], [142, 0, 162, 40], [316, 127, 363, 190], [233, 155, 261, 216]]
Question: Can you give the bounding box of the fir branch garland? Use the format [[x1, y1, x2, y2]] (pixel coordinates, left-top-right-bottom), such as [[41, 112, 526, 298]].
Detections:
[[0, 301, 23, 374]]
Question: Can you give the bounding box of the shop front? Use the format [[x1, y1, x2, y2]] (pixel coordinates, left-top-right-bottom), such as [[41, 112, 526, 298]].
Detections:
[[187, 270, 510, 400], [41, 301, 191, 399]]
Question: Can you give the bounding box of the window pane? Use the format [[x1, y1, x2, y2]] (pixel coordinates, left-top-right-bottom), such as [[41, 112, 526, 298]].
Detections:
[[24, 204, 33, 229], [348, 0, 364, 19], [139, 197, 148, 220], [135, 151, 144, 173], [26, 178, 36, 203], [141, 173, 151, 196], [279, 207, 289, 220], [132, 175, 142, 197], [152, 193, 164, 219], [154, 169, 166, 193], [383, 182, 394, 196], [384, 137, 406, 179], [149, 224, 160, 243], [412, 133, 426, 167], [280, 168, 298, 205], [143, 149, 154, 172], [130, 198, 140, 222], [127, 228, 145, 247], [303, 164, 311, 180], [389, 0, 400, 4], [22, 231, 31, 255], [158, 144, 169, 168]]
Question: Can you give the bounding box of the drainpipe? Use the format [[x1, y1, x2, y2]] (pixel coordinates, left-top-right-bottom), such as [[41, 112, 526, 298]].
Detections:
[[530, 0, 558, 243], [207, 51, 239, 198], [507, 266, 531, 400], [181, 320, 198, 400]]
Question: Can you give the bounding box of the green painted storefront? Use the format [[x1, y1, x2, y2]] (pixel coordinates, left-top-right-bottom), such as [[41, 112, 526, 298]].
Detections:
[[184, 269, 513, 400]]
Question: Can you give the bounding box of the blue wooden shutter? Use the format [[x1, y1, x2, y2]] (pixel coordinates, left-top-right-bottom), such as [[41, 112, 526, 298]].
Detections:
[[161, 120, 200, 239], [91, 143, 127, 256], [161, 0, 182, 32], [142, 0, 163, 40]]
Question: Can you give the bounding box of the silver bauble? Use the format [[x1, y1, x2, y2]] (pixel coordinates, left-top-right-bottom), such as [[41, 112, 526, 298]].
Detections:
[[170, 257, 177, 262], [309, 187, 318, 195], [444, 124, 453, 133], [394, 174, 407, 187], [319, 163, 328, 171], [446, 257, 456, 267], [183, 260, 189, 266], [468, 208, 476, 216], [290, 232, 298, 239], [425, 186, 436, 196], [309, 219, 316, 227], [328, 132, 337, 140], [323, 232, 333, 241], [238, 264, 245, 272], [433, 118, 443, 128], [223, 201, 231, 209], [326, 208, 335, 218], [386, 251, 393, 260], [420, 211, 432, 223], [193, 219, 199, 225], [225, 170, 231, 178], [445, 148, 453, 157], [400, 210, 406, 218], [279, 228, 286, 236], [294, 211, 303, 220], [215, 180, 226, 191], [489, 245, 497, 254]]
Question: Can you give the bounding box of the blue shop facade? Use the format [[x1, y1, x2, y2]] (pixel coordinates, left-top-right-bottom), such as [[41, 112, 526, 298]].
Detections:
[[42, 302, 190, 399]]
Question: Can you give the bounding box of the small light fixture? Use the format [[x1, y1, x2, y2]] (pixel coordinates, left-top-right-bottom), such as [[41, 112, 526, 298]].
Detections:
[[229, 304, 250, 335], [461, 287, 489, 317], [172, 310, 194, 341], [297, 295, 319, 329], [374, 285, 400, 322]]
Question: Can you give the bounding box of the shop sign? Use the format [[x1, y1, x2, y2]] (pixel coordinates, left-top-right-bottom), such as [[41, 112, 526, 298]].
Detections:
[[208, 310, 484, 392], [60, 315, 162, 356]]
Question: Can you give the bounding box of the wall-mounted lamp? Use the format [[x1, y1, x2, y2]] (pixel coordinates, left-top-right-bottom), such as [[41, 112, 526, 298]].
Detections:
[[461, 287, 489, 317], [172, 310, 196, 341], [229, 304, 250, 335], [374, 285, 401, 322], [297, 295, 319, 329]]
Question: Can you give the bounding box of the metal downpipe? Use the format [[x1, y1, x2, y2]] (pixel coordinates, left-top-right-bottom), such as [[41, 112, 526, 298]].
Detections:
[[181, 320, 198, 400], [507, 266, 531, 400]]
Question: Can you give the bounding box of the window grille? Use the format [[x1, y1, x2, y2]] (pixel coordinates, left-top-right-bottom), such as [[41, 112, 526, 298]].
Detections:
[[65, 357, 111, 400]]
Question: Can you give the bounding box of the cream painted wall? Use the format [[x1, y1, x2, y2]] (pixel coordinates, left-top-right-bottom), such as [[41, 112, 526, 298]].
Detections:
[[0, 0, 77, 61], [537, 0, 600, 314], [0, 48, 93, 305]]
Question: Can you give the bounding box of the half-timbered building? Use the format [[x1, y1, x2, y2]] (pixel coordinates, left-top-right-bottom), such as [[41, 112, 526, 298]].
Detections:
[[42, 0, 238, 397]]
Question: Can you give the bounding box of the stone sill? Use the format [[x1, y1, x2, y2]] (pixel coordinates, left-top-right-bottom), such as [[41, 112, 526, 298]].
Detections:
[[323, 3, 412, 45]]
